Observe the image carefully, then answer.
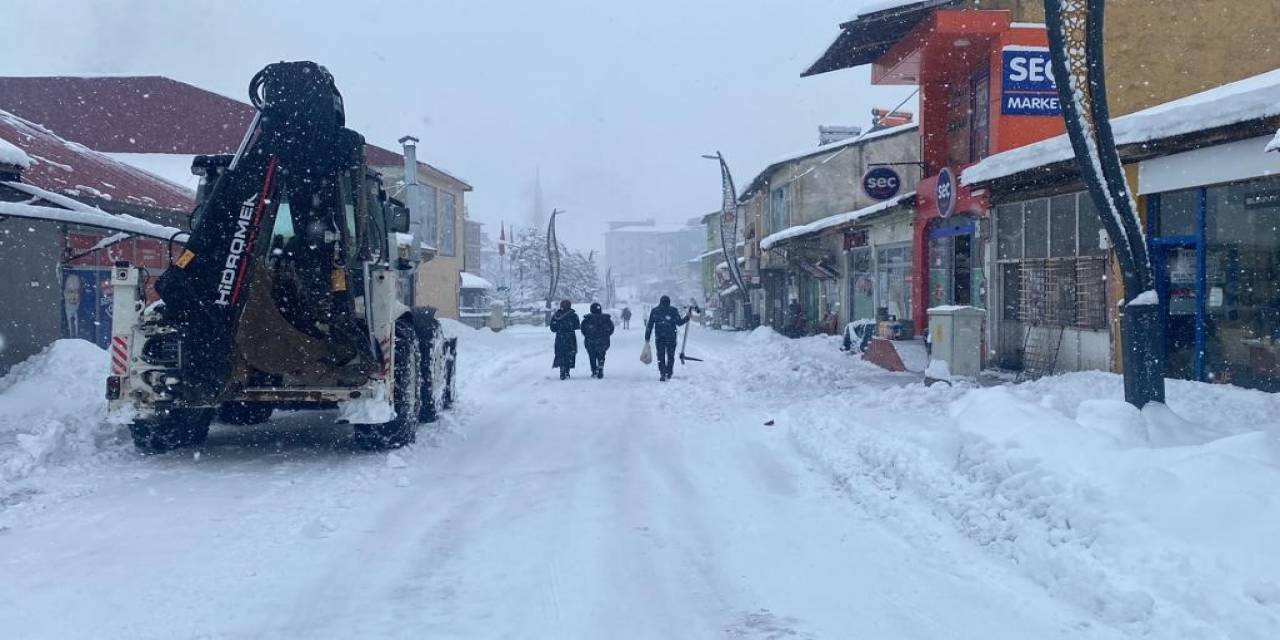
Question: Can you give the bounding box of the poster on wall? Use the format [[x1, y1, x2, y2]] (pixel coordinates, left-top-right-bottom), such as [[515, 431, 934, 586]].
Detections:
[[62, 268, 113, 348]]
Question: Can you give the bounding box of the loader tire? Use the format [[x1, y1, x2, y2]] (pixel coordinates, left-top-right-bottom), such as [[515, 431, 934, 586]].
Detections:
[[217, 402, 274, 425], [418, 337, 439, 424], [354, 322, 421, 451], [130, 407, 215, 454], [442, 338, 457, 410]]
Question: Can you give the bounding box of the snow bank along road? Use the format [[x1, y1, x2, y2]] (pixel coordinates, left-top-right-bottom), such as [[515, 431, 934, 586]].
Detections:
[[2, 324, 1275, 638]]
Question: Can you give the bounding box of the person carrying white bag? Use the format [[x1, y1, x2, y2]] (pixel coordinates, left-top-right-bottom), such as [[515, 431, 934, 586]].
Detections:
[[643, 295, 691, 381]]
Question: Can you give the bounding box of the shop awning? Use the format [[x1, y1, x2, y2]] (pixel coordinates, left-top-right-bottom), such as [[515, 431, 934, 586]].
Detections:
[[961, 67, 1280, 188], [797, 259, 840, 280], [760, 193, 914, 251], [802, 0, 958, 77]]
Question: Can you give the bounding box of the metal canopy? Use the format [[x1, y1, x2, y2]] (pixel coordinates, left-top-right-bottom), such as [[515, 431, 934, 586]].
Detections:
[[801, 0, 958, 77]]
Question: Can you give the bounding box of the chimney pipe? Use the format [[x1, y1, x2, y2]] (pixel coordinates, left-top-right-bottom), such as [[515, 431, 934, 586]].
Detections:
[[399, 135, 420, 186]]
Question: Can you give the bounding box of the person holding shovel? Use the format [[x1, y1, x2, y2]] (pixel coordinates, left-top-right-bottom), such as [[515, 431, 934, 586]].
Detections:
[[644, 295, 692, 381]]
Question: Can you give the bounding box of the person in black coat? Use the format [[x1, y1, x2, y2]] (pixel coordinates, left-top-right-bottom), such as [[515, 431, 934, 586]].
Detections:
[[645, 295, 691, 381], [549, 299, 579, 380], [579, 302, 615, 379]]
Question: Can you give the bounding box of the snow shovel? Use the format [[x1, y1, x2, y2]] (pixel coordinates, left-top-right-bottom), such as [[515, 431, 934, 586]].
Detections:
[[679, 302, 703, 364]]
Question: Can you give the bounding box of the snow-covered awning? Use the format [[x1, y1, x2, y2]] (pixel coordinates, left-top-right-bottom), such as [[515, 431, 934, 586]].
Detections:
[[962, 68, 1280, 187], [0, 180, 187, 242], [715, 256, 747, 270], [459, 272, 494, 290], [692, 241, 746, 261], [760, 193, 913, 251]]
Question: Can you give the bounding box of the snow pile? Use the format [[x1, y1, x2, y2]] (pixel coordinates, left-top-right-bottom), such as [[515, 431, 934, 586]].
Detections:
[[1266, 128, 1280, 153], [336, 388, 395, 424], [459, 272, 494, 290], [0, 134, 31, 168], [784, 369, 1280, 638], [0, 340, 116, 483]]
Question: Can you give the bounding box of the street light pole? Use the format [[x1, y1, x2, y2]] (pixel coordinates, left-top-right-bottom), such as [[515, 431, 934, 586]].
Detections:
[[702, 152, 753, 328], [1045, 0, 1164, 407]]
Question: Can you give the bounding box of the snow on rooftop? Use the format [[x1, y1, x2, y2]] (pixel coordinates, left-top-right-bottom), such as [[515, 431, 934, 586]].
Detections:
[[963, 68, 1280, 186], [765, 122, 919, 171], [852, 0, 929, 19], [760, 194, 910, 251], [608, 224, 696, 234], [0, 180, 186, 241], [740, 122, 919, 201], [104, 153, 199, 190], [460, 272, 494, 290], [0, 134, 31, 169]]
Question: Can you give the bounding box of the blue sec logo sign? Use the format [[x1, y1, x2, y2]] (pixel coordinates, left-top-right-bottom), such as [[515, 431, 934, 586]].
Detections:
[[936, 167, 956, 218], [1001, 48, 1061, 116], [861, 166, 901, 201]]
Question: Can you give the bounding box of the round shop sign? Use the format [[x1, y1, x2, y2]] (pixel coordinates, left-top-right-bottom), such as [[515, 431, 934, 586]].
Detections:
[[861, 166, 901, 201], [936, 166, 956, 218]]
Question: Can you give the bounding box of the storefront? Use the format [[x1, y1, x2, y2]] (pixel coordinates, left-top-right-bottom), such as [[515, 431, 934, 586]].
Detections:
[[913, 169, 991, 335], [1141, 135, 1280, 391], [991, 191, 1112, 372], [844, 203, 915, 330]]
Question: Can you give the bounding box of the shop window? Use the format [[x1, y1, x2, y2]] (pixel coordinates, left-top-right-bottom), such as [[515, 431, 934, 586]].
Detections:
[[1001, 263, 1021, 321], [1077, 193, 1106, 256], [1050, 193, 1078, 257], [848, 248, 874, 321], [970, 73, 991, 162], [1159, 189, 1197, 237], [997, 192, 1108, 333], [876, 243, 912, 322], [1024, 199, 1049, 259], [1205, 178, 1280, 390], [946, 82, 971, 168], [996, 203, 1022, 260]]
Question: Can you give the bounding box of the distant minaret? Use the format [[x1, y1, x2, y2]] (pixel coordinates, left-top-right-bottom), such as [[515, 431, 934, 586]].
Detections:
[[530, 168, 546, 231]]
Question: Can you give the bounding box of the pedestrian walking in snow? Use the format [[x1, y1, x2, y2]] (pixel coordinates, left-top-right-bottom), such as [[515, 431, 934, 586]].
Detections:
[[787, 298, 807, 338], [620, 306, 632, 330], [644, 295, 691, 381], [580, 302, 615, 378], [550, 300, 579, 380]]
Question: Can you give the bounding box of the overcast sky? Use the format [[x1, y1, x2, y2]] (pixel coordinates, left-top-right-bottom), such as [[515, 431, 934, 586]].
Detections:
[[5, 0, 914, 251]]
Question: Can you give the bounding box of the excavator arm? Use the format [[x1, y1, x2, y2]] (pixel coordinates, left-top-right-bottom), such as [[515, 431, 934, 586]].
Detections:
[[155, 61, 376, 405]]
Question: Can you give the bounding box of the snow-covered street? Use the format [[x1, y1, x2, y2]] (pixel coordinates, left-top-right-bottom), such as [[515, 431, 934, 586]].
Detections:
[[0, 326, 1094, 639], [2, 324, 1278, 639]]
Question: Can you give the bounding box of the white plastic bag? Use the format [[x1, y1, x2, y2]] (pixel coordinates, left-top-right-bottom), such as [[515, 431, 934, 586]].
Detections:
[[640, 341, 653, 365]]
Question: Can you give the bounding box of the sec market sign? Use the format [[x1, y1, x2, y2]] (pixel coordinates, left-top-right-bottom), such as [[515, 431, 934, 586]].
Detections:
[[861, 166, 902, 201], [1002, 48, 1061, 116], [935, 167, 956, 219]]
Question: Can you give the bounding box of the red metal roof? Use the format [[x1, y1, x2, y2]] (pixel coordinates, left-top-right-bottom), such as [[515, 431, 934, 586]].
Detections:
[[0, 109, 194, 211], [0, 75, 470, 190]]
